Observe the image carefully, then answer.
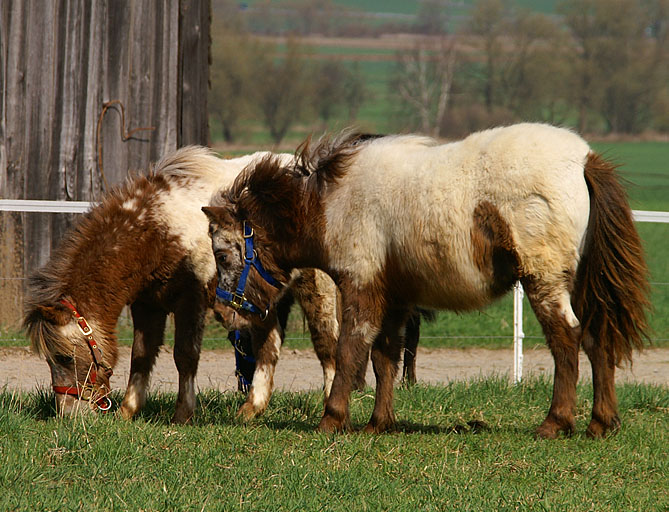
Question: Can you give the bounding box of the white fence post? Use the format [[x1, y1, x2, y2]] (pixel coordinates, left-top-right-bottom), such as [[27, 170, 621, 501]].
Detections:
[[513, 281, 524, 383]]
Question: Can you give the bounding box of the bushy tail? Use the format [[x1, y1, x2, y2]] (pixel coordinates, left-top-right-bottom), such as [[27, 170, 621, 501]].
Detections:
[[572, 153, 651, 366]]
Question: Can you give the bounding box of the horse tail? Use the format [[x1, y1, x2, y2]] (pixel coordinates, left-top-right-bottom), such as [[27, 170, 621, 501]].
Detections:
[[572, 152, 651, 365]]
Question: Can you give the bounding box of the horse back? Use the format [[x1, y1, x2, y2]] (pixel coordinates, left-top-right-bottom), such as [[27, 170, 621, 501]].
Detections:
[[322, 124, 592, 310]]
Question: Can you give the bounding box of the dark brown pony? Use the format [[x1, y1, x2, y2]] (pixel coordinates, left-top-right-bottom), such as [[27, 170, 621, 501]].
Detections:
[[204, 124, 650, 438], [23, 147, 341, 422]]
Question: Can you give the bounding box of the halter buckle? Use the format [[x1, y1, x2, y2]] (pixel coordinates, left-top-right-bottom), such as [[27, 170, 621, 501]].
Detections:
[[244, 248, 258, 263], [243, 221, 254, 238], [229, 292, 246, 311], [76, 318, 93, 337]]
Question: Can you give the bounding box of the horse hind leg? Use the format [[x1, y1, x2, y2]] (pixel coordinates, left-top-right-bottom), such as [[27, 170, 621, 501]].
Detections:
[[401, 311, 421, 386], [582, 333, 620, 437], [120, 301, 167, 420], [523, 276, 581, 439], [172, 294, 207, 424]]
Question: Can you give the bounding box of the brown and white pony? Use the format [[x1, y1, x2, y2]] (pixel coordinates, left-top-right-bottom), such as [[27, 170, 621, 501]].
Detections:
[[203, 123, 650, 438], [23, 146, 341, 422]]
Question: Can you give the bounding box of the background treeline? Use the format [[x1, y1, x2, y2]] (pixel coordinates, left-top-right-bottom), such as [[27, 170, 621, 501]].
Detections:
[[210, 0, 669, 146]]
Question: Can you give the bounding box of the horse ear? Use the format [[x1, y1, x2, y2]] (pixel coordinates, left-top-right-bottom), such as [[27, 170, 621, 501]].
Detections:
[[36, 302, 71, 326], [202, 206, 237, 231], [202, 206, 224, 226]]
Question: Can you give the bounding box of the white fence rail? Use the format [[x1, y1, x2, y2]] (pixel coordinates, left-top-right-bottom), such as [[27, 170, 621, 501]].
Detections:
[[2, 199, 668, 382], [0, 199, 94, 213]]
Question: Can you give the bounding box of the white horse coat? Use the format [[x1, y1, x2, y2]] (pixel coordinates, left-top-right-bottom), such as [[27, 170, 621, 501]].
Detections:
[[324, 124, 590, 313]]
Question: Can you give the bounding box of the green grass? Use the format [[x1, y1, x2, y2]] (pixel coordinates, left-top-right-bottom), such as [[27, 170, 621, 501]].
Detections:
[[591, 141, 669, 211], [1, 378, 667, 511], [240, 0, 559, 17]]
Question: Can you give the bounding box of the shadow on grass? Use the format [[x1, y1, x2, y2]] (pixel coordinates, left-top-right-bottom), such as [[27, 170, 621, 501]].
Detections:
[[393, 419, 491, 435], [6, 379, 664, 441]]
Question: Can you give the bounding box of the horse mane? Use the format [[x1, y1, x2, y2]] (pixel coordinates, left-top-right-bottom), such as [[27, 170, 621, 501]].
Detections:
[[218, 131, 370, 241], [22, 173, 164, 359], [153, 145, 235, 183], [295, 130, 375, 187]]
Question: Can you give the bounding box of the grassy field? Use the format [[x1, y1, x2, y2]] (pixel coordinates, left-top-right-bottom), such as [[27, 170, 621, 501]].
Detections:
[[1, 378, 667, 511]]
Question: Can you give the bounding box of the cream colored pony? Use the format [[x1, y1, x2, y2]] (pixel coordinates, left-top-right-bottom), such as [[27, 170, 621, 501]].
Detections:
[[204, 123, 649, 439]]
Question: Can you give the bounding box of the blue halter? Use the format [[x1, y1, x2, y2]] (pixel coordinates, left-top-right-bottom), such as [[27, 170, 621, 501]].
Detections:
[[215, 221, 281, 319], [232, 330, 255, 393]]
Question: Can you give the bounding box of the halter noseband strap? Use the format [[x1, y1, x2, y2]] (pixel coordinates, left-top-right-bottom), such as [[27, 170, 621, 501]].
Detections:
[[55, 299, 113, 411], [215, 221, 281, 319]]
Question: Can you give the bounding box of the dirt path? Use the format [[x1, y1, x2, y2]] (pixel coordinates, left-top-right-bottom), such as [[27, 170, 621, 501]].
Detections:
[[2, 346, 667, 393]]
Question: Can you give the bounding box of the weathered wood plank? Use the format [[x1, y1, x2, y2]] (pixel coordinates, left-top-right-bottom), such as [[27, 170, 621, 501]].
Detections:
[[0, 0, 210, 326]]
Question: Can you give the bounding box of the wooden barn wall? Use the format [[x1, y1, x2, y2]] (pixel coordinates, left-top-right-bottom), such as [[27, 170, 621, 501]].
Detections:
[[0, 0, 210, 327]]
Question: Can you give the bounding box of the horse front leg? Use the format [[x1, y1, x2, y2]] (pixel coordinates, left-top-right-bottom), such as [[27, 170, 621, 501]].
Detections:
[[171, 296, 207, 424], [318, 286, 384, 433], [120, 301, 167, 420], [582, 333, 620, 438], [365, 308, 409, 433], [237, 320, 284, 421]]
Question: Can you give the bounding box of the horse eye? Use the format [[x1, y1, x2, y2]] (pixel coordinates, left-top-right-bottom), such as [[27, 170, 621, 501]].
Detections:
[[214, 251, 227, 264]]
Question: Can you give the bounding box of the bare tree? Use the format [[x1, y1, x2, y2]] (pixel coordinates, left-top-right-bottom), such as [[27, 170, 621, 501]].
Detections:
[[498, 9, 571, 122], [394, 37, 458, 136], [343, 61, 368, 122], [210, 30, 267, 142], [415, 0, 450, 35], [257, 38, 310, 144], [560, 0, 669, 133], [469, 0, 507, 113], [311, 60, 347, 126], [310, 60, 368, 127]]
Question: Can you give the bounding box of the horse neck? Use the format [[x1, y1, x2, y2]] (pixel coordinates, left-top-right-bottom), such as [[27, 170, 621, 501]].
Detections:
[[272, 194, 327, 272], [62, 229, 169, 333], [65, 280, 132, 337]]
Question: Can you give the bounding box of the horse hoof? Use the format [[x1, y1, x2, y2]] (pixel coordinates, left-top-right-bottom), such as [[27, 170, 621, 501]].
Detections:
[[363, 421, 393, 434], [171, 412, 193, 425], [586, 416, 621, 438], [363, 412, 396, 434], [119, 405, 136, 420], [317, 415, 346, 433], [237, 402, 262, 421], [535, 417, 574, 439]]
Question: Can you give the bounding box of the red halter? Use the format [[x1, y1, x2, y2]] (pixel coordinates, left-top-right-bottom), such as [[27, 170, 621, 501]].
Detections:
[[54, 299, 113, 411]]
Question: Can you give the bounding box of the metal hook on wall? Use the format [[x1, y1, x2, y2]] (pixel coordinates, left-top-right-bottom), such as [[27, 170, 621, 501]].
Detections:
[[95, 100, 155, 192]]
